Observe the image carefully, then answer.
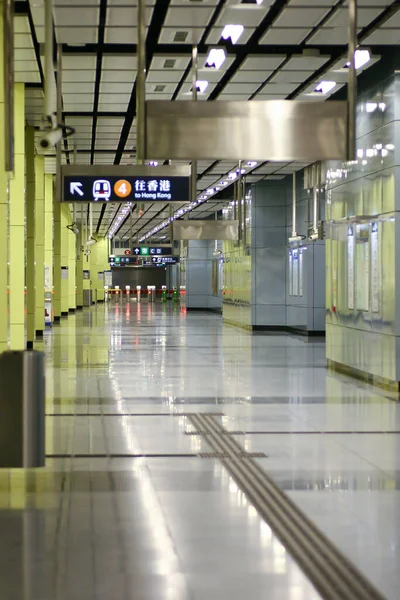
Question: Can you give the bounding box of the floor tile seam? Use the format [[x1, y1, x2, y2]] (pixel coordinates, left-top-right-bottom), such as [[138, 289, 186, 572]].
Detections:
[[317, 434, 397, 477], [190, 413, 385, 600]]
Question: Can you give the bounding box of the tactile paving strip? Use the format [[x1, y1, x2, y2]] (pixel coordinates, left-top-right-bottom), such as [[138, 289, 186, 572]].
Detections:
[[187, 413, 385, 600]]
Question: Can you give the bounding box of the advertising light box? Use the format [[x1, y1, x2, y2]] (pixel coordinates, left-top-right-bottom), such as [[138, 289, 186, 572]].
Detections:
[[61, 165, 191, 203]]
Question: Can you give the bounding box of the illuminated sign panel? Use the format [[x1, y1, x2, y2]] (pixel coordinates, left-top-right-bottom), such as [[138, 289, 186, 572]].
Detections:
[[61, 165, 190, 203]]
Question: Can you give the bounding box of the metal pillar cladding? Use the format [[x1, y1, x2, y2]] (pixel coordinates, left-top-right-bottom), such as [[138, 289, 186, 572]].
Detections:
[[347, 0, 357, 160], [3, 0, 14, 172], [136, 0, 146, 165], [191, 44, 198, 203]]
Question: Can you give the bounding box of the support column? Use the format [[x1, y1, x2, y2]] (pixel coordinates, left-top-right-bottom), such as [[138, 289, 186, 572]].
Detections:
[[53, 189, 61, 322], [82, 248, 91, 306], [68, 213, 76, 312], [0, 2, 7, 351], [44, 173, 53, 325], [92, 237, 108, 302], [35, 155, 45, 338], [26, 126, 35, 347], [76, 229, 83, 309], [9, 83, 25, 349], [60, 204, 70, 316]]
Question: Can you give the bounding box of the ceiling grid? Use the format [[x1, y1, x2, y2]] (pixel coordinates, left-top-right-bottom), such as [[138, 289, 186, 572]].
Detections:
[[12, 0, 400, 239]]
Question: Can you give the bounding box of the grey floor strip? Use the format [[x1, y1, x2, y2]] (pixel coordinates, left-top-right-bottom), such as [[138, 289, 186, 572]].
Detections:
[[46, 453, 197, 459], [188, 413, 385, 600]]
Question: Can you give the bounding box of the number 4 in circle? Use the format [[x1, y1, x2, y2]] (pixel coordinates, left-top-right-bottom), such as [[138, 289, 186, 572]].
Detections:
[[114, 180, 132, 198]]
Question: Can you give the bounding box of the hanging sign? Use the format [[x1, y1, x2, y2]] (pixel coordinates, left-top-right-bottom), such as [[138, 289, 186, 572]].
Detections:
[[61, 165, 190, 203]]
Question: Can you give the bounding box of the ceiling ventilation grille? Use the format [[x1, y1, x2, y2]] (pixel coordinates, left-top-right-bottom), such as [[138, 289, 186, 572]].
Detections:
[[163, 59, 176, 69], [173, 31, 188, 42], [154, 84, 166, 92]]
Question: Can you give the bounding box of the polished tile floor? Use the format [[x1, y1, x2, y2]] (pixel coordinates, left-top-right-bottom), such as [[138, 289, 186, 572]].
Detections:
[[1, 301, 399, 599]]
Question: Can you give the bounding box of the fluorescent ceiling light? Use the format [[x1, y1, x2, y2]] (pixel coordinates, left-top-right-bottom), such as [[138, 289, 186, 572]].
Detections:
[[365, 102, 377, 113], [315, 81, 336, 95], [206, 48, 226, 70], [221, 25, 244, 45], [346, 49, 371, 70], [196, 80, 209, 94]]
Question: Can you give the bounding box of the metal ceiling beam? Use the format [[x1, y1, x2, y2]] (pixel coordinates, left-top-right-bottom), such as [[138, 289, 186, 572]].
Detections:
[[90, 0, 108, 165], [61, 43, 356, 57], [114, 0, 171, 165]]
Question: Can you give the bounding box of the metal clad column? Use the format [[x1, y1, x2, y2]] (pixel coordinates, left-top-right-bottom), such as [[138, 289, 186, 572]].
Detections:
[[191, 44, 198, 203], [347, 0, 357, 159], [136, 0, 146, 164], [9, 83, 25, 349]]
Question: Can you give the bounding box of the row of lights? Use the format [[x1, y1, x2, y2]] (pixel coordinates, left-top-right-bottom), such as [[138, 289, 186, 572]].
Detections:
[[195, 4, 266, 94], [202, 46, 371, 100], [326, 143, 395, 182], [107, 161, 159, 238], [108, 202, 133, 239], [139, 160, 259, 242]]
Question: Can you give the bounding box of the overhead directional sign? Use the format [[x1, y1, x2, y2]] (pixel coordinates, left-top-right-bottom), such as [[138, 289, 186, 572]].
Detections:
[[133, 246, 172, 256], [61, 165, 190, 203]]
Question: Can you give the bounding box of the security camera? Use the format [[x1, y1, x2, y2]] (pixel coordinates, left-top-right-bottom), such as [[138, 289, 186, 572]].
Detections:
[[39, 127, 63, 149], [67, 222, 79, 235]]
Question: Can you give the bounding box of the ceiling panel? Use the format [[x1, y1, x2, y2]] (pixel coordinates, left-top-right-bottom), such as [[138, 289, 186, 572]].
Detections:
[[241, 56, 287, 71], [260, 28, 310, 45]]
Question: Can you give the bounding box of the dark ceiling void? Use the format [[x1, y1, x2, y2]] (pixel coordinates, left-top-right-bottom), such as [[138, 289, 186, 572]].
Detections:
[[91, 0, 108, 165]]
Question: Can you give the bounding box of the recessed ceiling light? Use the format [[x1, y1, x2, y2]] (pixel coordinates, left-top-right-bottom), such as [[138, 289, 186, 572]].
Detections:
[[246, 161, 257, 167], [220, 181, 228, 186], [228, 172, 237, 180], [196, 80, 209, 94], [221, 25, 244, 45], [206, 188, 214, 194], [315, 81, 336, 95], [205, 48, 226, 70], [345, 49, 371, 70]]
